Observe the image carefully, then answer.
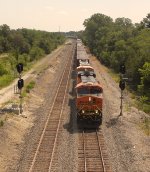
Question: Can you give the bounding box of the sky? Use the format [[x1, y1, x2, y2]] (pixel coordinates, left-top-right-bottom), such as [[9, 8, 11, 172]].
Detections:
[[0, 0, 150, 32]]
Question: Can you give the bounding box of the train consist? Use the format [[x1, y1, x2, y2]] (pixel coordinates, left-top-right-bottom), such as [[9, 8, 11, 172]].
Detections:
[[75, 39, 103, 127]]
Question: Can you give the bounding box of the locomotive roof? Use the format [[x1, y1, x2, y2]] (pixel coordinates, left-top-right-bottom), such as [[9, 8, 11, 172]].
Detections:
[[79, 61, 90, 66], [76, 82, 102, 90], [77, 66, 94, 70], [77, 71, 95, 77], [81, 74, 96, 83], [76, 70, 102, 88]]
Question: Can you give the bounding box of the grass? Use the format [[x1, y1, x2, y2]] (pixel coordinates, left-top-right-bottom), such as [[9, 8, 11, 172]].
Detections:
[[137, 102, 150, 113], [0, 56, 16, 89], [106, 68, 150, 114], [107, 69, 120, 82], [21, 80, 36, 98], [26, 81, 36, 93], [0, 53, 37, 90], [139, 118, 150, 136], [0, 53, 9, 59], [132, 95, 150, 113], [0, 45, 61, 90], [0, 74, 14, 89]]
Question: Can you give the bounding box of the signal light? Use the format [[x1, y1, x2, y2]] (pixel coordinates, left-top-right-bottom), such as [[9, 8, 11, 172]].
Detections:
[[18, 79, 24, 89], [120, 64, 126, 74], [119, 80, 125, 90], [16, 63, 23, 73]]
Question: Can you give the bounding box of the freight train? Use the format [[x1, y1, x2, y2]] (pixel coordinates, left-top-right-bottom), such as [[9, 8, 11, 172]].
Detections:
[[76, 39, 103, 127]]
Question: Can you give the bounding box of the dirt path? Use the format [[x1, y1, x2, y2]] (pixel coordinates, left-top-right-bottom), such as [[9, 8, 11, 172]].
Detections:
[[0, 45, 63, 106]]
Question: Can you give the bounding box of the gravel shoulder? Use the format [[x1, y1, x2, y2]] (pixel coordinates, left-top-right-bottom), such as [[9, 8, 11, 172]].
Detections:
[[90, 56, 150, 172], [0, 44, 65, 171]]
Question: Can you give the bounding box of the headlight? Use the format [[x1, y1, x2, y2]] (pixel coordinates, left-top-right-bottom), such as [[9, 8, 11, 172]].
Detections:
[[95, 110, 98, 113], [82, 110, 85, 113]]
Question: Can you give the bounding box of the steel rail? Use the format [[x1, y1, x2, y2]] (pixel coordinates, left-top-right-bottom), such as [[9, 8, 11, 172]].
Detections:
[[82, 130, 87, 172], [29, 46, 74, 172], [96, 130, 106, 172], [48, 45, 75, 171]]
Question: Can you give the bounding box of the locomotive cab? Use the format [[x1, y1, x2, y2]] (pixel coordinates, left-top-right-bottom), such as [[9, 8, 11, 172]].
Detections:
[[76, 83, 103, 126]]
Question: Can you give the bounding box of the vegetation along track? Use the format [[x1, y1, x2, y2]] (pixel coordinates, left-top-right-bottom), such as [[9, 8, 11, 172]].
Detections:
[[78, 129, 112, 172], [27, 44, 75, 172]]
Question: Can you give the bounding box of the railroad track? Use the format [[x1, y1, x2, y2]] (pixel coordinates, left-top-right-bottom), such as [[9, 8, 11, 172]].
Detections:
[[27, 44, 75, 172], [78, 129, 112, 172]]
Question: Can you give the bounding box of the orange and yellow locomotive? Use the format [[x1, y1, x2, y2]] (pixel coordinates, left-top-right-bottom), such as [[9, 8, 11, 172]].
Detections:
[[76, 39, 103, 126]]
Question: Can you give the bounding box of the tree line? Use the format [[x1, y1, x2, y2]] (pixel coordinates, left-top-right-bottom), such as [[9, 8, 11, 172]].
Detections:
[[81, 13, 150, 112], [0, 24, 65, 88]]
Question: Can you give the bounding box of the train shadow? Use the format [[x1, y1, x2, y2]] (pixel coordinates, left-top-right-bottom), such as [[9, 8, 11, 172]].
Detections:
[[63, 53, 77, 134], [63, 98, 77, 134]]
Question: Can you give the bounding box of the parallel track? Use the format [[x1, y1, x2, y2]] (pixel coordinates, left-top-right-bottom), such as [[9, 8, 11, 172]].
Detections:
[[28, 45, 75, 172], [78, 129, 112, 172]]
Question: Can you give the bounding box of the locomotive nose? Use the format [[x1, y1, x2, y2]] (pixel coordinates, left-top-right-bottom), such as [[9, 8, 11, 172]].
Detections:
[[89, 97, 91, 101]]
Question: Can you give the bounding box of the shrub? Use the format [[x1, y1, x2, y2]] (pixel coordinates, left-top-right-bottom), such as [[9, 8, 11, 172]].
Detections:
[[140, 118, 150, 136], [0, 120, 4, 127], [26, 81, 35, 93], [0, 64, 8, 76], [0, 74, 14, 88]]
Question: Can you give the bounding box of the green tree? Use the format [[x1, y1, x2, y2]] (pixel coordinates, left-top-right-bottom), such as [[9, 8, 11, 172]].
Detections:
[[138, 62, 150, 96], [141, 13, 150, 28], [29, 46, 44, 61], [83, 13, 113, 50], [0, 64, 8, 76], [82, 12, 150, 102]]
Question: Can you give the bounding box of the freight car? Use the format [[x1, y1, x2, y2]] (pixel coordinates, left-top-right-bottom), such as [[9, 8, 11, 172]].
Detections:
[[76, 39, 89, 67], [76, 39, 103, 127]]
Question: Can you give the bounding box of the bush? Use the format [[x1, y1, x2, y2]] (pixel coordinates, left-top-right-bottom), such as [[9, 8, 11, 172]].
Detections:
[[0, 74, 14, 88], [29, 47, 44, 61], [26, 81, 35, 93], [143, 104, 150, 113], [0, 120, 4, 127], [138, 96, 150, 113], [0, 64, 8, 76], [140, 118, 150, 136]]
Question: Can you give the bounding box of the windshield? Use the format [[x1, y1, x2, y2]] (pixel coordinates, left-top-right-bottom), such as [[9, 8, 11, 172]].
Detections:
[[77, 87, 102, 96]]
